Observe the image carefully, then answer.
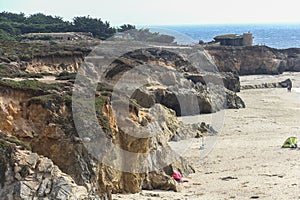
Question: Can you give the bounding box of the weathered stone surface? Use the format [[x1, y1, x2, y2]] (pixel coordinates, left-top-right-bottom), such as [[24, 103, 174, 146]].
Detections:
[[105, 47, 244, 117], [205, 46, 300, 75], [241, 79, 292, 90], [142, 170, 178, 191], [185, 72, 240, 92], [131, 87, 155, 108], [130, 80, 243, 116], [0, 135, 89, 200], [0, 43, 245, 196], [95, 103, 195, 193], [0, 84, 197, 195], [226, 89, 246, 109]]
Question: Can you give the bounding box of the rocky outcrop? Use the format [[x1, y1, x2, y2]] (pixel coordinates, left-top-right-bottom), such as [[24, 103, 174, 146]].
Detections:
[[130, 84, 244, 116], [0, 42, 245, 196], [278, 48, 300, 72], [185, 72, 240, 92], [241, 78, 293, 90], [92, 102, 196, 193], [0, 79, 197, 195], [0, 41, 92, 75], [205, 45, 300, 75], [25, 52, 84, 74], [104, 47, 245, 117], [0, 133, 91, 200], [0, 81, 101, 192]]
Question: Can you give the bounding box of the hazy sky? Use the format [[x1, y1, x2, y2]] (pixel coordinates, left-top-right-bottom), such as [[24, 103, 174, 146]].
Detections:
[[1, 0, 300, 26]]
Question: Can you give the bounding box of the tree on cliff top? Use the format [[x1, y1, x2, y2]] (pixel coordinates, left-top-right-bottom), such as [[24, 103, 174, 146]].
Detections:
[[72, 16, 116, 39], [0, 12, 116, 40], [25, 13, 65, 24], [118, 24, 136, 32], [0, 12, 26, 23], [127, 29, 175, 43], [0, 11, 174, 43]]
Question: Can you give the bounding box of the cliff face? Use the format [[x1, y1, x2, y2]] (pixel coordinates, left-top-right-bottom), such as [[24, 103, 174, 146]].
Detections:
[[0, 42, 245, 196], [103, 47, 245, 116], [25, 53, 84, 74], [0, 80, 198, 196], [278, 48, 300, 72], [205, 46, 300, 75], [0, 41, 92, 75], [0, 133, 90, 200], [0, 82, 97, 187]]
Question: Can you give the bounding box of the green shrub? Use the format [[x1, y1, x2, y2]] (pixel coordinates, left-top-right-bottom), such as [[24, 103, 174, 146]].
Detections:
[[29, 93, 72, 106], [0, 29, 15, 41], [56, 71, 77, 80], [0, 79, 61, 92]]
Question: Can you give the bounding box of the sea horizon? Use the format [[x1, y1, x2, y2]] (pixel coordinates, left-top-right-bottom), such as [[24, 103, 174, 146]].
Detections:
[[138, 23, 300, 49], [138, 22, 300, 27]]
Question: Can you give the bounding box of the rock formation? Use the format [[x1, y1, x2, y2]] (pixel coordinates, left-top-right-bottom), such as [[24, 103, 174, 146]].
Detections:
[[103, 46, 245, 116], [205, 45, 300, 75], [0, 79, 198, 196], [241, 78, 293, 90], [0, 41, 92, 76], [0, 40, 245, 196], [0, 133, 91, 200]]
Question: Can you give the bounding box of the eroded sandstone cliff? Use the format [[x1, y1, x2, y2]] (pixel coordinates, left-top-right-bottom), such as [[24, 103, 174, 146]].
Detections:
[[0, 41, 92, 76], [205, 45, 300, 75], [0, 41, 245, 198], [0, 79, 198, 197]]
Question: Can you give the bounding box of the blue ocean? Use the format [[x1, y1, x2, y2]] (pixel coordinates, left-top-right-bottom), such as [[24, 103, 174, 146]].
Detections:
[[144, 24, 300, 49]]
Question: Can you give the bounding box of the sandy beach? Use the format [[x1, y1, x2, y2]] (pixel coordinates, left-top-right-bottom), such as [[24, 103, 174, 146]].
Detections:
[[114, 73, 300, 200]]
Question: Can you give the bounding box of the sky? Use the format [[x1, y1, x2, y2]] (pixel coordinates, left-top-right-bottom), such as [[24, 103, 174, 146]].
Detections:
[[1, 0, 300, 26]]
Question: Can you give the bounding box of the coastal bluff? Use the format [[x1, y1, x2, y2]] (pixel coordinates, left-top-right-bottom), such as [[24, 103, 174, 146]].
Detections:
[[0, 39, 299, 198], [204, 45, 300, 75], [0, 41, 244, 198]]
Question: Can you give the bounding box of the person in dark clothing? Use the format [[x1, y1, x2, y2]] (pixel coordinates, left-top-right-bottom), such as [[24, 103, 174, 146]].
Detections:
[[279, 78, 292, 92], [287, 80, 292, 92], [287, 79, 292, 92]]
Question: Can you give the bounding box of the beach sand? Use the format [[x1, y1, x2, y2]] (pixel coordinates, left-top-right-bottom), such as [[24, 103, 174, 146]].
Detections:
[[114, 73, 300, 200]]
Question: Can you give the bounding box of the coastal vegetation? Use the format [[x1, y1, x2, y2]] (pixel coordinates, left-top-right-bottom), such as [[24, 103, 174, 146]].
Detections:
[[0, 11, 175, 43], [29, 93, 72, 107], [0, 12, 115, 40], [0, 79, 62, 93], [0, 40, 92, 62]]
